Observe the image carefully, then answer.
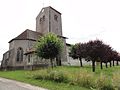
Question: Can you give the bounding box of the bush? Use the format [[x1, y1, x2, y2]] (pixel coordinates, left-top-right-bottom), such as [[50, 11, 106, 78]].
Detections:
[[30, 69, 68, 83], [49, 70, 68, 83], [32, 69, 48, 80], [96, 73, 114, 90], [71, 70, 95, 88]]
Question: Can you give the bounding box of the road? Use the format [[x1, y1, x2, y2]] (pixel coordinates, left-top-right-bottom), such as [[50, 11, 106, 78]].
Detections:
[[0, 77, 48, 90]]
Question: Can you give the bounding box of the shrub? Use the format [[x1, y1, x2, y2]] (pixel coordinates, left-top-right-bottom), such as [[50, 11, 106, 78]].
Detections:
[[49, 70, 68, 83], [96, 73, 114, 90], [72, 70, 95, 88], [30, 69, 68, 83], [32, 69, 48, 80], [112, 72, 120, 89]]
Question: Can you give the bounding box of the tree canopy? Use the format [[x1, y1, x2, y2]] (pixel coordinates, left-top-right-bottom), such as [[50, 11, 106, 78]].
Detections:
[[35, 33, 63, 68], [69, 39, 120, 72]]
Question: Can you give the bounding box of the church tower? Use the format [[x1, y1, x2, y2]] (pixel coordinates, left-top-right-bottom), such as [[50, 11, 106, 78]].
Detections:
[[36, 6, 67, 64], [36, 6, 62, 36]]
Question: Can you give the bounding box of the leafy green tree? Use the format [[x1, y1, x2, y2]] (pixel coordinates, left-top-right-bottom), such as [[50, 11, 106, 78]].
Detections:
[[36, 33, 63, 68]]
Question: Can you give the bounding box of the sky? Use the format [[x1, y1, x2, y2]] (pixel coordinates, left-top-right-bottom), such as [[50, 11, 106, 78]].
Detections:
[[0, 0, 120, 61]]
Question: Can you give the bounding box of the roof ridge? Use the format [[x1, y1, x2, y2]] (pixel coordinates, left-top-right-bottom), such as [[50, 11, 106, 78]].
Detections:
[[9, 29, 42, 43]]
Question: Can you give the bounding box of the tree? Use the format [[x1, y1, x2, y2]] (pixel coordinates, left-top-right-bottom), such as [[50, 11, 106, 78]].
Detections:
[[85, 40, 101, 72], [76, 43, 88, 67], [36, 33, 63, 68], [110, 51, 118, 67], [69, 43, 87, 67], [69, 44, 83, 67], [101, 45, 113, 68], [85, 40, 109, 72], [111, 51, 119, 66], [69, 44, 79, 59]]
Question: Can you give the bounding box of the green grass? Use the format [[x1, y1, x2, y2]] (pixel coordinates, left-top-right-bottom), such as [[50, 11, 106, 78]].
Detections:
[[0, 65, 120, 90], [0, 69, 90, 90]]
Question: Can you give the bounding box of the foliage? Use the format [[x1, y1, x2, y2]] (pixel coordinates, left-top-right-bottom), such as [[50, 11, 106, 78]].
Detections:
[[36, 33, 63, 59], [70, 39, 120, 72], [31, 69, 49, 80], [85, 40, 108, 72], [35, 33, 63, 68], [69, 43, 87, 67], [112, 72, 120, 89], [49, 70, 68, 83], [69, 44, 78, 59], [71, 70, 95, 88], [0, 66, 120, 90], [31, 69, 68, 83], [95, 73, 114, 90]]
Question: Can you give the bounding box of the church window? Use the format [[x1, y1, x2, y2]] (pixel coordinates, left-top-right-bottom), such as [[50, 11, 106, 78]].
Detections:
[[54, 15, 58, 21], [28, 54, 30, 63], [43, 15, 45, 21], [16, 47, 23, 62]]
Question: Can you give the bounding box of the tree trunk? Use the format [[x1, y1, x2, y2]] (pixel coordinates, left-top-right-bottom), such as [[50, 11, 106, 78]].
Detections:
[[56, 56, 61, 66], [50, 58, 53, 68], [100, 61, 103, 69], [105, 62, 108, 68], [113, 60, 115, 66], [116, 60, 119, 66], [92, 60, 95, 72], [110, 61, 112, 67], [79, 57, 83, 67]]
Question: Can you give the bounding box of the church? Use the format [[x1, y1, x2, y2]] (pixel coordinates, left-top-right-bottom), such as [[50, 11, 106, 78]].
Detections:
[[1, 6, 90, 70], [1, 6, 69, 70]]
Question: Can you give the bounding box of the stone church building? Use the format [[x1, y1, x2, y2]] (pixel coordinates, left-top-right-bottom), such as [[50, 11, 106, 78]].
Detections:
[[1, 6, 69, 70], [1, 6, 90, 70]]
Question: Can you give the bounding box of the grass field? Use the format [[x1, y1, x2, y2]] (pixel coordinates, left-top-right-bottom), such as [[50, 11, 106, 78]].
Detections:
[[0, 65, 120, 90]]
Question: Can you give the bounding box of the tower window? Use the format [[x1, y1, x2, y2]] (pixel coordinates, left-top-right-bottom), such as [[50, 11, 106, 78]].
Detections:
[[54, 15, 58, 21], [40, 18, 42, 24], [40, 15, 45, 24]]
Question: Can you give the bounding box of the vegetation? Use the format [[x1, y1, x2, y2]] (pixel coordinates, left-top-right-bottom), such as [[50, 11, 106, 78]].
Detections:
[[0, 66, 120, 90], [35, 33, 63, 68], [69, 40, 120, 72], [69, 43, 87, 67]]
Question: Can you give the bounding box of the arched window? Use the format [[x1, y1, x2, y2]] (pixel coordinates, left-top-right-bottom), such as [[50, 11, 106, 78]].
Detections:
[[16, 47, 23, 62]]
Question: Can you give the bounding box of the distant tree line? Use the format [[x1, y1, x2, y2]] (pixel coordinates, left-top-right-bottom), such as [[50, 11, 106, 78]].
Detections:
[[69, 40, 120, 72]]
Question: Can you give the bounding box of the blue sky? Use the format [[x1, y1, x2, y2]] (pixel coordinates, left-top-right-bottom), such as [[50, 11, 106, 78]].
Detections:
[[0, 0, 120, 61]]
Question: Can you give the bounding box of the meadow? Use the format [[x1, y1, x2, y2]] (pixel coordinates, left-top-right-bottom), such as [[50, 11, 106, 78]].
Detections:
[[0, 65, 120, 90]]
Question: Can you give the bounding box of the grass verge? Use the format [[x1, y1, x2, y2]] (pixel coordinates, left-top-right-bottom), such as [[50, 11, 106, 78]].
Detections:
[[0, 65, 120, 90]]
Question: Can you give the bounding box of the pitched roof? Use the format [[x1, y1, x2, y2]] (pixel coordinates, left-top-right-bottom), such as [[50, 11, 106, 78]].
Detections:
[[49, 6, 61, 15], [9, 29, 42, 43]]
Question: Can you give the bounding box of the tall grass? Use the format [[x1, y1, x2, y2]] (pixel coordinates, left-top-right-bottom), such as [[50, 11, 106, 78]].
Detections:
[[0, 66, 120, 90], [28, 69, 68, 83], [95, 73, 114, 90], [112, 72, 120, 90], [71, 70, 95, 88], [27, 66, 120, 90]]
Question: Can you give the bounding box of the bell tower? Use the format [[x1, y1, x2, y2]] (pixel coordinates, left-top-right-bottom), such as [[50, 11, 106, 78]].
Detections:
[[36, 6, 67, 64], [36, 6, 62, 36]]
